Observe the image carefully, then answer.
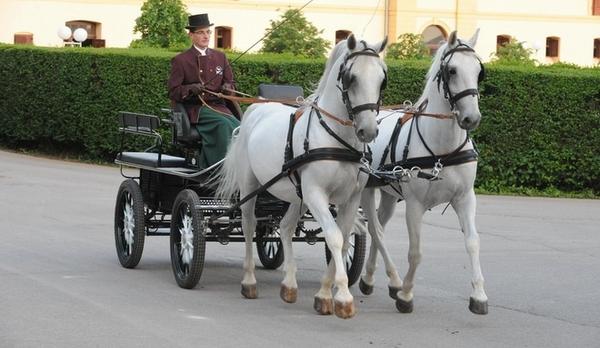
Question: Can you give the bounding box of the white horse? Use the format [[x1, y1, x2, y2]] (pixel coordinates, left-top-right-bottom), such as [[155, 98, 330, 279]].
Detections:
[[216, 35, 387, 319], [358, 30, 489, 314]]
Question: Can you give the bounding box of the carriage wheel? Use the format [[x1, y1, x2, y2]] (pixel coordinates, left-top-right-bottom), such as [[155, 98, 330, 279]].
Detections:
[[114, 179, 146, 268], [325, 232, 366, 287], [255, 223, 284, 269], [170, 189, 206, 289]]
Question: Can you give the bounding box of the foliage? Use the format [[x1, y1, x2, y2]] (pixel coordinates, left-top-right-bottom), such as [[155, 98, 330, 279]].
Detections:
[[386, 33, 429, 60], [132, 0, 189, 49], [489, 38, 537, 66], [0, 44, 599, 195], [260, 9, 330, 58]]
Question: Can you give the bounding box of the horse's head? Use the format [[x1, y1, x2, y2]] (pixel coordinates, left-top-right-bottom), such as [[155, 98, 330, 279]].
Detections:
[[336, 35, 388, 142], [434, 29, 484, 130]]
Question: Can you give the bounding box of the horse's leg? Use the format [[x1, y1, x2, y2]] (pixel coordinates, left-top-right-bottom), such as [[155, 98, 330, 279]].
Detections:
[[279, 202, 306, 303], [395, 201, 425, 313], [359, 189, 403, 299], [239, 168, 260, 299], [452, 189, 488, 314], [331, 197, 363, 317], [308, 193, 356, 319]]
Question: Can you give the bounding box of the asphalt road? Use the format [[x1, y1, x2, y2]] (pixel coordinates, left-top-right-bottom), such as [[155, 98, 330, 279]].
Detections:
[[1, 149, 599, 347]]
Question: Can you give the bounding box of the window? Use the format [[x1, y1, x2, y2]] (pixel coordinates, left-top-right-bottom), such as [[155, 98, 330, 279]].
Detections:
[[422, 25, 446, 55], [335, 30, 352, 44], [545, 37, 559, 58], [594, 0, 600, 15], [496, 35, 511, 52], [215, 26, 232, 49], [595, 39, 600, 59]]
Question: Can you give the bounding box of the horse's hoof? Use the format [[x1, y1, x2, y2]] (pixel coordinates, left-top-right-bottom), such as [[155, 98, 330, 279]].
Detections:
[[395, 298, 413, 313], [241, 284, 257, 299], [359, 278, 373, 295], [334, 300, 356, 319], [313, 296, 334, 315], [280, 285, 297, 303], [388, 286, 402, 300], [469, 297, 488, 315]]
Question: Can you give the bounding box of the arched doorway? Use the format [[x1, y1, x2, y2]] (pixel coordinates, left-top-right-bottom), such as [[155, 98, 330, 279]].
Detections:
[[421, 25, 446, 55], [65, 20, 104, 47]]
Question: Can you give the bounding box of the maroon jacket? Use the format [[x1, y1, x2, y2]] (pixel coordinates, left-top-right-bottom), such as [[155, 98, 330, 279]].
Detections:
[[168, 47, 235, 123]]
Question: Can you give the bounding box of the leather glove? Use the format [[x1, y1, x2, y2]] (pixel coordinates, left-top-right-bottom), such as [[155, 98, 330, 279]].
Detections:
[[221, 83, 235, 95], [188, 83, 204, 95]]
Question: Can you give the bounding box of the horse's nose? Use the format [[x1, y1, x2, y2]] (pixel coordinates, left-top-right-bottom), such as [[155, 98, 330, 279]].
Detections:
[[460, 113, 481, 130], [357, 129, 365, 141], [357, 127, 377, 142]]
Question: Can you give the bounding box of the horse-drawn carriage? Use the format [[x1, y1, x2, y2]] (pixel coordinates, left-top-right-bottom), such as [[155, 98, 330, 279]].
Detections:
[[113, 83, 366, 290], [112, 31, 489, 318]]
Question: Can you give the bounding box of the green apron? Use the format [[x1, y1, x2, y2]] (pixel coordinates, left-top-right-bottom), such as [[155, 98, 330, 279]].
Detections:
[[195, 106, 240, 168]]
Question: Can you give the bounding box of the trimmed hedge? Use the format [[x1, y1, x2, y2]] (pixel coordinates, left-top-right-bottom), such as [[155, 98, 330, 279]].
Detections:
[[0, 44, 599, 193]]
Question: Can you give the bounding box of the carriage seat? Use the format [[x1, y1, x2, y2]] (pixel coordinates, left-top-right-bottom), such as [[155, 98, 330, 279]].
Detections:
[[258, 83, 304, 102], [170, 103, 201, 146], [116, 152, 186, 168], [116, 111, 186, 168]]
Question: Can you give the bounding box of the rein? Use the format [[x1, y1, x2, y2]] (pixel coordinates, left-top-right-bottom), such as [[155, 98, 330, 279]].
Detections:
[[201, 88, 355, 127]]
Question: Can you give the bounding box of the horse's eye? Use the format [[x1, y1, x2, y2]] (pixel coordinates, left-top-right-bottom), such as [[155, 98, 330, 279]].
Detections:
[[449, 68, 457, 75]]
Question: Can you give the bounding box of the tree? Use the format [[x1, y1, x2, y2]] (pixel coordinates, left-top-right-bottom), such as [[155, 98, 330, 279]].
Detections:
[[386, 33, 429, 60], [489, 38, 537, 66], [261, 9, 330, 58], [131, 0, 189, 49]]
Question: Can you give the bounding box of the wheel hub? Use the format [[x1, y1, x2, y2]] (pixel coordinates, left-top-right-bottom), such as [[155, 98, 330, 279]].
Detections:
[[122, 195, 135, 254], [179, 213, 194, 265]]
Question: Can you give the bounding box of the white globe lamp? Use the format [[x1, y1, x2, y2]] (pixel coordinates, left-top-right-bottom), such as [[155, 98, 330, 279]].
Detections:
[[73, 28, 88, 43], [57, 26, 72, 40]]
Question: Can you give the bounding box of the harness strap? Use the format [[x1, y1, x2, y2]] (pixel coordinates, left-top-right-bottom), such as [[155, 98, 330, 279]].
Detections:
[[313, 108, 362, 156], [282, 148, 365, 172], [380, 149, 478, 172]]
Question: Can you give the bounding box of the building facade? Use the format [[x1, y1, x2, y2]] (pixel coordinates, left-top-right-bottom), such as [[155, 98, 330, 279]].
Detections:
[[1, 0, 600, 65]]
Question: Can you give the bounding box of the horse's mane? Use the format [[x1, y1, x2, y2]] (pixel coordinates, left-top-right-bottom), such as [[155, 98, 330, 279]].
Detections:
[[311, 40, 349, 99], [415, 40, 449, 107]]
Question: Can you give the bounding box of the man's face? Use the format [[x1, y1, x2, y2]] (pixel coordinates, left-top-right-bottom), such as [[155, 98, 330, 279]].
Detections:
[[189, 27, 212, 49]]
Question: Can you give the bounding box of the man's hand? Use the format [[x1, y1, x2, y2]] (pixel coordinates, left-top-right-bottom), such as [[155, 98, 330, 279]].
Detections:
[[221, 83, 235, 95], [188, 83, 204, 95]]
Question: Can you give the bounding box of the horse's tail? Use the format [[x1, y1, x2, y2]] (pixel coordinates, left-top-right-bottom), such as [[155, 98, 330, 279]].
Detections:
[[214, 105, 259, 200]]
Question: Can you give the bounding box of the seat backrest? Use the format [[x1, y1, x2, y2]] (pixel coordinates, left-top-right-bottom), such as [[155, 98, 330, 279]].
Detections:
[[171, 104, 201, 145], [119, 112, 160, 135], [258, 84, 304, 100]]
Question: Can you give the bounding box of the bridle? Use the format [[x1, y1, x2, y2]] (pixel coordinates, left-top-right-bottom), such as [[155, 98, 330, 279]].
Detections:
[[337, 45, 388, 121], [435, 42, 485, 111]]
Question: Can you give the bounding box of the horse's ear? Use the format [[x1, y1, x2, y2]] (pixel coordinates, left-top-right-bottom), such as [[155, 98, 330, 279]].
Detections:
[[347, 34, 356, 50], [378, 36, 388, 53], [448, 31, 458, 46], [468, 28, 480, 48]]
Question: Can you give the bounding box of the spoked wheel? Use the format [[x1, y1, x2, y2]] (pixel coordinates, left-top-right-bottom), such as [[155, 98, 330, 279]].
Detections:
[[114, 179, 146, 268], [325, 230, 366, 287], [256, 223, 284, 269], [170, 189, 206, 289]]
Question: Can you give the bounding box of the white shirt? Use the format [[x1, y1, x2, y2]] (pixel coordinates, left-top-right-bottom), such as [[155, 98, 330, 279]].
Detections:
[[193, 45, 208, 56]]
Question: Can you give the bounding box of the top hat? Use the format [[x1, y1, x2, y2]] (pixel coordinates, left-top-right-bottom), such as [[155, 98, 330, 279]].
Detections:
[[186, 14, 213, 30]]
